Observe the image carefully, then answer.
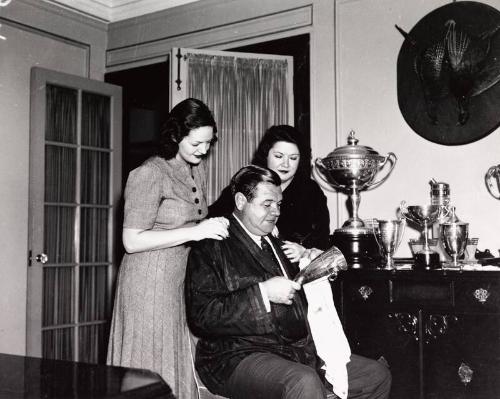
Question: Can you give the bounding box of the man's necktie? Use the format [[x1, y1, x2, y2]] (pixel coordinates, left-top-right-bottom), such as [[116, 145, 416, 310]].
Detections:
[[261, 236, 282, 274]]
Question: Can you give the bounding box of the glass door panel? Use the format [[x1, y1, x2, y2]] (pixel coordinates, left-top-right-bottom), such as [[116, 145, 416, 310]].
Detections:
[[81, 149, 109, 205], [80, 208, 109, 263], [46, 85, 77, 144], [28, 67, 122, 363], [79, 324, 108, 364], [44, 205, 75, 264], [79, 266, 108, 322], [45, 144, 76, 202], [42, 327, 74, 361], [82, 92, 110, 148], [42, 267, 75, 327]]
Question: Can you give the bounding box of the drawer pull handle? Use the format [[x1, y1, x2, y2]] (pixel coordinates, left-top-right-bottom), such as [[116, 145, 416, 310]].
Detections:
[[359, 285, 373, 300], [473, 288, 490, 303], [458, 362, 473, 386]]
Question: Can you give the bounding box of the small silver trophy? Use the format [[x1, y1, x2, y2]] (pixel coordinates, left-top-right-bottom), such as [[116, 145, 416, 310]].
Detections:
[[441, 222, 469, 268], [372, 219, 406, 270], [400, 201, 441, 270], [485, 164, 500, 199]]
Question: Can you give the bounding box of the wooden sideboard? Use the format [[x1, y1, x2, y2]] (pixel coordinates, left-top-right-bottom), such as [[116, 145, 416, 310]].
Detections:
[[331, 269, 500, 399]]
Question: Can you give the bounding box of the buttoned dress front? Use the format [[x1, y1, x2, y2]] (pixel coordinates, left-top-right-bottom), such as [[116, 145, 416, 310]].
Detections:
[[107, 156, 207, 399]]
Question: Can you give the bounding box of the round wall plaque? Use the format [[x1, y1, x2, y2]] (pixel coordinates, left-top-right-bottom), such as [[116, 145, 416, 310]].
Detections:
[[397, 1, 500, 145]]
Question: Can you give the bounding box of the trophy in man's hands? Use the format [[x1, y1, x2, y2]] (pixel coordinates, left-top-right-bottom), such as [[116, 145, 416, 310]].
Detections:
[[294, 246, 347, 285], [372, 219, 406, 270], [400, 201, 441, 270]]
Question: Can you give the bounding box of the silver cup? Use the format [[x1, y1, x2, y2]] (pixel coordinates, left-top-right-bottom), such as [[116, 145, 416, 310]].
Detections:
[[294, 245, 347, 285], [400, 202, 441, 255], [485, 164, 500, 199], [373, 219, 406, 270], [441, 222, 469, 268]]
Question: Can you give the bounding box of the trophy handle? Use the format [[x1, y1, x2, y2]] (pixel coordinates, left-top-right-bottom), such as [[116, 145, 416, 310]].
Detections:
[[399, 201, 408, 217], [371, 218, 381, 248], [313, 158, 347, 191], [485, 164, 500, 199], [366, 152, 397, 191], [399, 201, 417, 226], [396, 218, 407, 250]]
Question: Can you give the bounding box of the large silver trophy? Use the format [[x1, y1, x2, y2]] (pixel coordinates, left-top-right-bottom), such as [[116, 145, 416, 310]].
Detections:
[[400, 202, 441, 270], [315, 131, 397, 268], [440, 222, 469, 268], [372, 219, 406, 270]]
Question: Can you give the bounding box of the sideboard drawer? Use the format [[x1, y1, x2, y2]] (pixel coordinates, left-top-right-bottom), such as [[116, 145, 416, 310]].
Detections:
[[391, 280, 454, 306], [344, 280, 389, 305], [454, 279, 500, 313]]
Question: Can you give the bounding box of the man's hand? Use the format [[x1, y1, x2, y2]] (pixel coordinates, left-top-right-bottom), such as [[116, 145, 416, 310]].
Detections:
[[281, 241, 306, 262], [261, 276, 301, 305]]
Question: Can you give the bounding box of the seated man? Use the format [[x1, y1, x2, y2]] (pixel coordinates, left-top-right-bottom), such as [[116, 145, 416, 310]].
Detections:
[[185, 165, 391, 399]]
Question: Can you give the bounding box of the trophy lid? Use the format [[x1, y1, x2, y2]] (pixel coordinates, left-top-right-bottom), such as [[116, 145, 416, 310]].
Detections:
[[323, 131, 383, 160]]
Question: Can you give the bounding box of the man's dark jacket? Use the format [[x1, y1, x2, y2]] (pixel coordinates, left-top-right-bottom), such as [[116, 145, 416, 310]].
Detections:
[[185, 215, 321, 396]]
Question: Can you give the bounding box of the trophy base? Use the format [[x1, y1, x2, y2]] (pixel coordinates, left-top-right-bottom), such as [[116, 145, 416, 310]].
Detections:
[[414, 252, 441, 271], [330, 228, 381, 269]]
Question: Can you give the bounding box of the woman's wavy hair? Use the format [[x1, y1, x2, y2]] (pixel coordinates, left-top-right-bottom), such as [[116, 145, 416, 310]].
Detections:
[[251, 125, 311, 179], [158, 98, 217, 160]]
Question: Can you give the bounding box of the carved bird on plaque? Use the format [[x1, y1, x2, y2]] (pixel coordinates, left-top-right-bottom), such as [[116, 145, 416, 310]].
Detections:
[[396, 20, 500, 126], [396, 1, 500, 145]]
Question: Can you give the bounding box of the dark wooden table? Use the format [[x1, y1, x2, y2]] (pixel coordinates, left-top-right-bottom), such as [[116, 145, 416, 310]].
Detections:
[[0, 353, 175, 398]]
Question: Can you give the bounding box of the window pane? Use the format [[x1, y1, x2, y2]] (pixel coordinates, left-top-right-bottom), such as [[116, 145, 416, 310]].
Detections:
[[79, 265, 108, 322], [80, 208, 108, 263], [81, 149, 109, 205], [44, 205, 75, 264], [79, 324, 108, 364], [82, 92, 110, 148], [42, 327, 74, 361], [46, 85, 77, 144], [42, 267, 74, 327], [45, 145, 76, 203]]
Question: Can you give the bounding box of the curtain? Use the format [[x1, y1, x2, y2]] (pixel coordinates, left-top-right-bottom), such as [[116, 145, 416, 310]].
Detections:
[[186, 53, 289, 204]]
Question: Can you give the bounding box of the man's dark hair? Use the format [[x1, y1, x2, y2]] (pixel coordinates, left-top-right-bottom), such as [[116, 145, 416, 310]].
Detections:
[[158, 98, 217, 160], [230, 165, 281, 202]]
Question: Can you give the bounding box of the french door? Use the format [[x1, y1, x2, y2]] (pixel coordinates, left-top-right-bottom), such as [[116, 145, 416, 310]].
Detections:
[[171, 47, 294, 204], [27, 67, 122, 363]]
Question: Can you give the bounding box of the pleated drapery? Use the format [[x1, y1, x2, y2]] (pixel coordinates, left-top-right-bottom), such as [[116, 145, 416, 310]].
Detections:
[[186, 53, 289, 204]]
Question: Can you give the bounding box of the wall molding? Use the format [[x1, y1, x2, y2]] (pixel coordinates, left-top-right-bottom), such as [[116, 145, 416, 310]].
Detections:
[[106, 5, 312, 67], [0, 16, 91, 78], [16, 0, 107, 31], [42, 0, 199, 22]]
